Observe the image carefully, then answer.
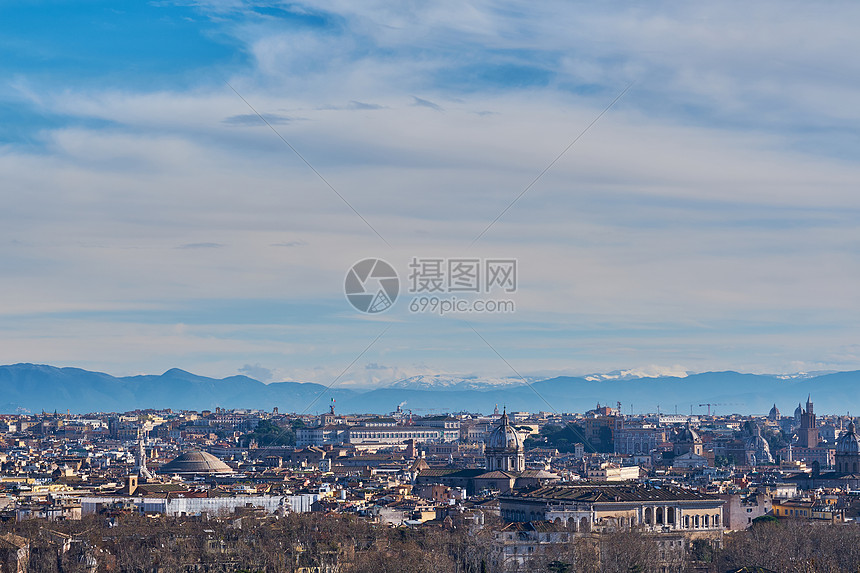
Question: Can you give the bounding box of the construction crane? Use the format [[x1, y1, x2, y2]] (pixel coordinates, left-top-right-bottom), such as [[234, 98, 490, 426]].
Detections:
[[698, 403, 739, 416]]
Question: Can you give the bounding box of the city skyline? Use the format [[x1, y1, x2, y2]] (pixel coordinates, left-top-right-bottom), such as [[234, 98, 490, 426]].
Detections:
[[2, 2, 860, 386]]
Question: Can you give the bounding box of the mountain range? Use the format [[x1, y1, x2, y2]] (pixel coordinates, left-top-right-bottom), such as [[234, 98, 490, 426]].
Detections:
[[1, 363, 858, 416]]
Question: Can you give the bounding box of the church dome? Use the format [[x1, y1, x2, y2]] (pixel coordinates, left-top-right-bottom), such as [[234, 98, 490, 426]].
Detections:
[[837, 423, 860, 455], [674, 422, 700, 443], [746, 426, 773, 464], [768, 404, 780, 420], [486, 412, 522, 452], [158, 450, 234, 476]]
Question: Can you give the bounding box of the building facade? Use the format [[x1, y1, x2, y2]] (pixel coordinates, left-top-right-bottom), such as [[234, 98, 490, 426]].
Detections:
[[499, 483, 725, 540]]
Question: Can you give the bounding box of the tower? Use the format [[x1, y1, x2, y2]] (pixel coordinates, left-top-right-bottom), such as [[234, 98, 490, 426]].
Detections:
[[798, 395, 818, 448]]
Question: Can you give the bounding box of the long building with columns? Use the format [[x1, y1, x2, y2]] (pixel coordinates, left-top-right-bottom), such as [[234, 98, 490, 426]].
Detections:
[[499, 483, 724, 540]]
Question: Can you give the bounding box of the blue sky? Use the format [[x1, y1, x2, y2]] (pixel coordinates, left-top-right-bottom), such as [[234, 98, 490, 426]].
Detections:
[[1, 0, 860, 390]]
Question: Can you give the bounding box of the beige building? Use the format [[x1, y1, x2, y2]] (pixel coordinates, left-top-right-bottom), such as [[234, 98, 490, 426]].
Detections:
[[499, 483, 724, 540], [586, 463, 641, 481]]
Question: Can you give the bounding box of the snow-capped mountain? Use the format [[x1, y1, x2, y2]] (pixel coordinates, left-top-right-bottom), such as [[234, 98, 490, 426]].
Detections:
[[771, 371, 839, 380], [583, 367, 693, 382], [381, 374, 535, 391]]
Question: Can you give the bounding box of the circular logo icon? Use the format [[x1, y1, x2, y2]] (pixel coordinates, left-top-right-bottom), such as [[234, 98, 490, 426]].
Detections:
[[345, 258, 399, 313]]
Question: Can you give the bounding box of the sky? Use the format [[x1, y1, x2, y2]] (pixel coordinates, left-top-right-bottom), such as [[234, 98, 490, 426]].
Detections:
[[1, 1, 859, 387]]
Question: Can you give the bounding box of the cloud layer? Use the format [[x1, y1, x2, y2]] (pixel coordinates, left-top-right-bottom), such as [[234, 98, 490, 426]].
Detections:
[[0, 1, 858, 391]]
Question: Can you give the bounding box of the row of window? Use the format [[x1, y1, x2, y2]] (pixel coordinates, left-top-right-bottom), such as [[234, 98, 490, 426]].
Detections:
[[351, 432, 440, 439], [643, 507, 720, 528], [775, 508, 809, 517]]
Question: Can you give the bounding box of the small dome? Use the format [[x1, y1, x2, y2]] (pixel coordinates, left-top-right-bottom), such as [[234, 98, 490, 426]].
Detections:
[[768, 404, 780, 419], [158, 450, 234, 476], [837, 423, 860, 455], [674, 422, 700, 443], [486, 411, 522, 452], [746, 426, 773, 464]]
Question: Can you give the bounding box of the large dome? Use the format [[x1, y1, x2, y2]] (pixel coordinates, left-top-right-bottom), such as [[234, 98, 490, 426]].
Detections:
[[486, 412, 522, 452], [837, 423, 860, 455], [158, 450, 234, 476]]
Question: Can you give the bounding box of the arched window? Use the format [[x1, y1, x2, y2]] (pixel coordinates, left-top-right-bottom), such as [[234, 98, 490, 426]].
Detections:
[[656, 507, 664, 524], [568, 517, 577, 531], [715, 513, 721, 526], [667, 507, 675, 525], [644, 507, 653, 525], [684, 515, 689, 528], [704, 514, 710, 527], [695, 515, 700, 528], [580, 517, 590, 532]]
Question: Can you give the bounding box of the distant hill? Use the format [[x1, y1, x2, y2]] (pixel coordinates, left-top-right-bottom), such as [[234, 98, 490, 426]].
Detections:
[[0, 364, 336, 414], [1, 363, 858, 416]]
